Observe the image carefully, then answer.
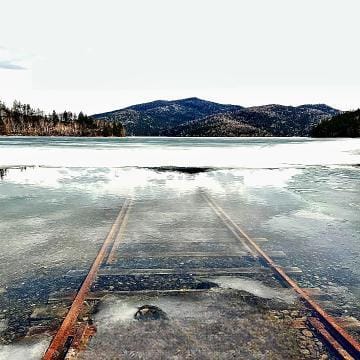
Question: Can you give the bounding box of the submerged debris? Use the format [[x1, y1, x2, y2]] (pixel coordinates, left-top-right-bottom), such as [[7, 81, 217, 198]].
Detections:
[[0, 165, 33, 180], [146, 166, 214, 174], [0, 168, 8, 179], [134, 305, 168, 321]]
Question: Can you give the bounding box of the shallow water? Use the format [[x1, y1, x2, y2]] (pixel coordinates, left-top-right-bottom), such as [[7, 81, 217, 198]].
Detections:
[[0, 136, 359, 357]]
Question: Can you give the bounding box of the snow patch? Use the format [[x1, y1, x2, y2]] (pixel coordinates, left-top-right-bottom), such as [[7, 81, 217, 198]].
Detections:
[[94, 297, 138, 329], [210, 277, 297, 303], [0, 338, 50, 360]]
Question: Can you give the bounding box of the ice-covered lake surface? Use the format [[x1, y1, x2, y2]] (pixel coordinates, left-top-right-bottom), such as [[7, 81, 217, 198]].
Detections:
[[0, 136, 359, 358]]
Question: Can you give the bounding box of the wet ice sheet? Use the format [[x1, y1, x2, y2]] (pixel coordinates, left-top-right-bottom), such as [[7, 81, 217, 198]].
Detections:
[[1, 136, 360, 168], [0, 168, 125, 285], [0, 137, 359, 353], [210, 166, 360, 320]]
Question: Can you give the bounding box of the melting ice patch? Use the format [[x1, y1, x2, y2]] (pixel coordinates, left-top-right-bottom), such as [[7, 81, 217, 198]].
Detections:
[[94, 297, 138, 329], [294, 209, 335, 221], [0, 338, 50, 360], [1, 167, 61, 188], [241, 168, 302, 188], [210, 277, 297, 304], [265, 204, 337, 239], [1, 166, 226, 198]]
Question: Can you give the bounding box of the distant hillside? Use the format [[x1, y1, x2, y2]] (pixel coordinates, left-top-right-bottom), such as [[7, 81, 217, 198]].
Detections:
[[92, 97, 242, 136], [0, 100, 125, 137], [164, 114, 270, 137], [311, 109, 360, 137], [93, 98, 339, 137]]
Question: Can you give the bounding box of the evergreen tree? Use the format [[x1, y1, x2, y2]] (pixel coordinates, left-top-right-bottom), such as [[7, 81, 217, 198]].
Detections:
[[52, 110, 59, 122]]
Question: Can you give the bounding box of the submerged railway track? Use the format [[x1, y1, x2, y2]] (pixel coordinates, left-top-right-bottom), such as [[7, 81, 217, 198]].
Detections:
[[41, 192, 360, 360]]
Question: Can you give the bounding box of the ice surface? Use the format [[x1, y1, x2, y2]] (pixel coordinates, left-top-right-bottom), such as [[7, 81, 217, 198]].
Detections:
[[209, 277, 297, 303], [1, 136, 359, 168]]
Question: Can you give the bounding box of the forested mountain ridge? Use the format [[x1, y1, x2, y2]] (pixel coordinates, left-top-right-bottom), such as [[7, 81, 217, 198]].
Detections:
[[0, 100, 125, 136], [164, 116, 269, 137], [93, 98, 339, 137], [92, 97, 243, 136], [311, 109, 360, 137]]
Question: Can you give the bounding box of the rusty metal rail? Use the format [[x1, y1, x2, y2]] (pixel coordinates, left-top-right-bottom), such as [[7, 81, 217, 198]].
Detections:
[[106, 199, 132, 264], [202, 192, 360, 360], [43, 199, 131, 360], [308, 318, 353, 360]]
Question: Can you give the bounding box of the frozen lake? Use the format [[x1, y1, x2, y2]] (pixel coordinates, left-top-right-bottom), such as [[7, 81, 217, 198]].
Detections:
[[0, 136, 359, 358]]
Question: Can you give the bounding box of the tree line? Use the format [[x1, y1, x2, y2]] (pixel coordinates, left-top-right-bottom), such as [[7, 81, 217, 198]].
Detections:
[[0, 100, 125, 137], [311, 109, 360, 137]]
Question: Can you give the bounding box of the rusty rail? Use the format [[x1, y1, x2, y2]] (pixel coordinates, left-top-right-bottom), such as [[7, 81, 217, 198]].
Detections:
[[43, 199, 131, 360], [308, 318, 354, 360], [202, 192, 360, 360], [106, 199, 132, 264]]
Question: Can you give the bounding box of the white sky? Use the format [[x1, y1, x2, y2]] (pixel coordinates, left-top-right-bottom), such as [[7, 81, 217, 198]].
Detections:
[[0, 0, 359, 114]]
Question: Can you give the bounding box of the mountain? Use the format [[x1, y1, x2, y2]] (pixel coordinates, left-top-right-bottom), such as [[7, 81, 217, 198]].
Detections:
[[163, 114, 270, 137], [92, 97, 242, 136], [165, 104, 339, 137], [0, 100, 125, 137], [92, 98, 339, 137], [311, 109, 360, 137]]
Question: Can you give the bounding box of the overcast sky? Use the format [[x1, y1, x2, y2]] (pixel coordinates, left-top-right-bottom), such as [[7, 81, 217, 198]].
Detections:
[[0, 0, 359, 114]]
